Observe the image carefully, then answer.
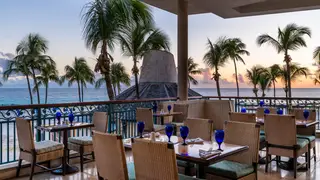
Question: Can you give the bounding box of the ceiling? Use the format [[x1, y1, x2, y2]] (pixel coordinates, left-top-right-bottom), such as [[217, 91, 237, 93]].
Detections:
[[141, 0, 320, 18]]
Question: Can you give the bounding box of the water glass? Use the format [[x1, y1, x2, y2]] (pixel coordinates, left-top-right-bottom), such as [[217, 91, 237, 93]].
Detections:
[[165, 124, 174, 142], [303, 109, 310, 121], [241, 107, 247, 113], [56, 112, 62, 124], [264, 108, 270, 114], [180, 126, 189, 145], [259, 100, 264, 107], [277, 108, 283, 115], [137, 121, 145, 138], [215, 130, 224, 151], [167, 105, 172, 113], [68, 112, 74, 126]]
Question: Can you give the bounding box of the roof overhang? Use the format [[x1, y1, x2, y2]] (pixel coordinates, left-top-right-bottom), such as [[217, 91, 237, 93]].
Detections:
[[141, 0, 320, 18]]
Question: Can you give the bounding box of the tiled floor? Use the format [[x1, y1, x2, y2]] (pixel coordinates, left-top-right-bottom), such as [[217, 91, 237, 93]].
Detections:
[[16, 140, 320, 180]]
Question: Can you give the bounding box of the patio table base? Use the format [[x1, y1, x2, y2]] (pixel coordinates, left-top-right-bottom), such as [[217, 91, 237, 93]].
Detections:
[[51, 164, 79, 175]]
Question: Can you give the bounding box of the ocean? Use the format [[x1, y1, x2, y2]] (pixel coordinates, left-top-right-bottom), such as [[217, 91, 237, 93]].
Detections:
[[0, 88, 320, 105]]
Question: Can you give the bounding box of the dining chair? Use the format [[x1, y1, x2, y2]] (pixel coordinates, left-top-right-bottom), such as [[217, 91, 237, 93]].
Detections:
[[131, 138, 202, 180], [16, 118, 64, 180], [172, 103, 189, 126], [205, 121, 260, 180], [136, 108, 165, 132], [256, 107, 277, 119], [294, 109, 316, 168], [184, 118, 213, 141], [264, 114, 309, 178], [92, 131, 135, 180], [68, 112, 108, 172]]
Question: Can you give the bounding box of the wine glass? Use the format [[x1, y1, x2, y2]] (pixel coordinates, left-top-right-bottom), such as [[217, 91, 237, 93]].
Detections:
[[137, 122, 145, 138], [259, 100, 264, 107], [180, 126, 189, 145], [303, 109, 310, 122], [165, 124, 174, 142], [56, 112, 62, 124], [215, 130, 224, 151], [277, 108, 283, 115], [167, 105, 172, 113], [68, 112, 74, 126], [241, 107, 247, 113], [264, 108, 270, 114]]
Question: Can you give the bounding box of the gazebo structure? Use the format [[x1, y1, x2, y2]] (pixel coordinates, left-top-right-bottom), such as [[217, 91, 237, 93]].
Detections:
[[141, 0, 320, 100]]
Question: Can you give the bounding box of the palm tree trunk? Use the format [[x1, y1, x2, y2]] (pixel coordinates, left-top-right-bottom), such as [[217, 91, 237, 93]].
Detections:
[[273, 80, 276, 98], [214, 68, 221, 100], [102, 41, 114, 100], [81, 82, 84, 102], [45, 84, 48, 104], [117, 82, 121, 94], [31, 67, 40, 104], [233, 60, 240, 97], [113, 84, 117, 96], [133, 58, 140, 99], [285, 53, 292, 108], [77, 80, 81, 102], [26, 75, 33, 104]]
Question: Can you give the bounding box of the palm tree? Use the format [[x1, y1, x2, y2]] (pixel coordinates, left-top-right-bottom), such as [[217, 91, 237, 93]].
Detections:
[[258, 71, 271, 97], [187, 57, 202, 88], [203, 37, 229, 99], [34, 64, 61, 104], [81, 0, 152, 100], [267, 64, 282, 98], [279, 63, 309, 99], [257, 23, 311, 104], [62, 58, 94, 102], [313, 46, 320, 64], [225, 38, 250, 97], [119, 23, 170, 98], [15, 33, 55, 104], [96, 62, 130, 96], [3, 59, 34, 104], [246, 65, 264, 98]]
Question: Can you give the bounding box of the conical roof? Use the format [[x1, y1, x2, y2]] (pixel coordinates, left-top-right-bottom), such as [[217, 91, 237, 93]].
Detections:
[[116, 50, 201, 100]]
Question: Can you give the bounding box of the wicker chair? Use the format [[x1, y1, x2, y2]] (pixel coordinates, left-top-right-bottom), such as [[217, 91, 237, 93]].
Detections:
[[92, 131, 135, 180], [264, 114, 309, 178], [205, 121, 260, 180], [256, 107, 277, 119], [294, 109, 316, 168], [131, 138, 202, 180], [172, 103, 189, 127], [68, 112, 108, 172], [136, 108, 165, 132], [16, 118, 64, 180], [184, 118, 213, 141]]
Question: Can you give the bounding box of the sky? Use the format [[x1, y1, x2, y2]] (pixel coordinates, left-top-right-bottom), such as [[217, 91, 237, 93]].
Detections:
[[1, 0, 320, 88]]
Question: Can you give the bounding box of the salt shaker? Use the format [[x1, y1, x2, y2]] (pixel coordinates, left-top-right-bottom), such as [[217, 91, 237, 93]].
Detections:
[[150, 132, 156, 141]]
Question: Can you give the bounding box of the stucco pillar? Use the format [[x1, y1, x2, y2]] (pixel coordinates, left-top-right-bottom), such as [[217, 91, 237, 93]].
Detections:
[[177, 0, 188, 101]]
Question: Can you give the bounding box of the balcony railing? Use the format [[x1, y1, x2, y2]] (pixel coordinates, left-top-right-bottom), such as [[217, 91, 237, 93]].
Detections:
[[0, 95, 319, 165]]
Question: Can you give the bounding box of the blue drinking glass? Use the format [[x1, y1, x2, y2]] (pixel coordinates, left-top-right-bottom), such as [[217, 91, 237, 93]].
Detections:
[[68, 112, 74, 126], [167, 105, 172, 113], [259, 100, 264, 107], [215, 130, 225, 151], [277, 108, 283, 115], [180, 126, 189, 145], [165, 124, 174, 142], [264, 108, 270, 114], [241, 107, 247, 113], [303, 109, 310, 120], [56, 112, 62, 124], [137, 121, 145, 138]]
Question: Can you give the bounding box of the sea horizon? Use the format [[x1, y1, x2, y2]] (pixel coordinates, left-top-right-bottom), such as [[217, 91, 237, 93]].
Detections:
[[0, 87, 320, 106]]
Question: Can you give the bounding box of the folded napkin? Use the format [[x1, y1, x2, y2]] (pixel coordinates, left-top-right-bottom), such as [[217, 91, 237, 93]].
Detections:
[[185, 138, 204, 145], [143, 132, 161, 138], [199, 148, 221, 159]]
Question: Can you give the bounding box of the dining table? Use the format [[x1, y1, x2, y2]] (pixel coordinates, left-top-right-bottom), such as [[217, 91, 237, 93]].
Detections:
[[123, 135, 248, 178], [36, 122, 94, 175], [153, 111, 183, 125]]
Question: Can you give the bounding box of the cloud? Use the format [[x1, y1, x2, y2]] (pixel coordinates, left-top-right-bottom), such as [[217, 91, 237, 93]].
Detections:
[[232, 73, 245, 83]]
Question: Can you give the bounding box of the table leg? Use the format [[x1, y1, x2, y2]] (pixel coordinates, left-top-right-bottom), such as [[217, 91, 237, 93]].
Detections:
[[52, 130, 79, 175], [196, 164, 205, 178], [161, 117, 164, 125]]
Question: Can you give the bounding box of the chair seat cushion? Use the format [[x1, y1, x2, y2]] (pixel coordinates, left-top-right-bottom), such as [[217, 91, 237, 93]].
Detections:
[[297, 138, 309, 148], [178, 174, 203, 180], [35, 140, 64, 154], [68, 136, 93, 145], [206, 160, 254, 179], [260, 130, 265, 135], [297, 135, 316, 142], [127, 162, 136, 180], [260, 135, 265, 142]]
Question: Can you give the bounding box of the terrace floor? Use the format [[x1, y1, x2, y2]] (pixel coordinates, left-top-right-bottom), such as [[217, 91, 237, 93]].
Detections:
[[14, 140, 320, 180]]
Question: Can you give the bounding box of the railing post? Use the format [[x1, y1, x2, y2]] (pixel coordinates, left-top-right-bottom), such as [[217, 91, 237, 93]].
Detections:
[[107, 104, 113, 133], [36, 107, 41, 142]]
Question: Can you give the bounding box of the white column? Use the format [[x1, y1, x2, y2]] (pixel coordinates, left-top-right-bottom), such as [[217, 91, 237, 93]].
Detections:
[[177, 0, 188, 101]]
